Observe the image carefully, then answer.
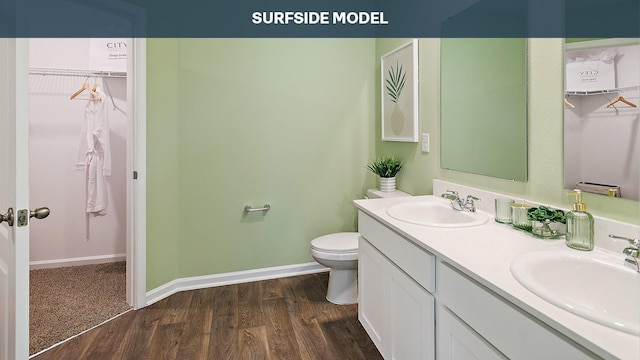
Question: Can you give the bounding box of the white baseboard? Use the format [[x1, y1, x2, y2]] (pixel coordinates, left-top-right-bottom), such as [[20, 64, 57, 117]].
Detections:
[[145, 262, 329, 307], [29, 253, 126, 270]]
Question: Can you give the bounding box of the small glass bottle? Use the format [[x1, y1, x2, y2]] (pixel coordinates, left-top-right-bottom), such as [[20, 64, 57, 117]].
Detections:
[[566, 190, 594, 251]]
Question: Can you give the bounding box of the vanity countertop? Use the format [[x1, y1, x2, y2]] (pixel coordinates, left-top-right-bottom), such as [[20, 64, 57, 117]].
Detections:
[[354, 195, 640, 360]]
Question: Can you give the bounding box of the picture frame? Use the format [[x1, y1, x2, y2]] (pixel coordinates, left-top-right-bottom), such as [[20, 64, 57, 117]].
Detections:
[[381, 39, 419, 142]]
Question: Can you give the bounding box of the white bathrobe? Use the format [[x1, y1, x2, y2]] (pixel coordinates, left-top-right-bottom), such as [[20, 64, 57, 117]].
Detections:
[[75, 88, 111, 215]]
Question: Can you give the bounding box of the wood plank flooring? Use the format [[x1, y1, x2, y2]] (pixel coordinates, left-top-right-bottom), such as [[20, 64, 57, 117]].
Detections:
[[32, 272, 383, 360]]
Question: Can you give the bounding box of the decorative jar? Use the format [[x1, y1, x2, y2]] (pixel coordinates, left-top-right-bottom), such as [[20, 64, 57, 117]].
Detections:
[[511, 203, 532, 232], [531, 220, 566, 238]]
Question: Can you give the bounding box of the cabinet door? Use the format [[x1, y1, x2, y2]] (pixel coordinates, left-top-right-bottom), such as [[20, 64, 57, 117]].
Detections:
[[359, 237, 390, 354], [389, 265, 435, 360], [437, 304, 507, 360]]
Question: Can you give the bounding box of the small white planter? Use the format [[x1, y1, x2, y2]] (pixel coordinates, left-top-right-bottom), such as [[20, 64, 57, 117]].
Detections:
[[379, 177, 396, 192]]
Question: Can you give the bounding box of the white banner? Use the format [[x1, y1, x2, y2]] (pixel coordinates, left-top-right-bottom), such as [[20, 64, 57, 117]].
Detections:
[[89, 38, 127, 72], [566, 60, 615, 92]]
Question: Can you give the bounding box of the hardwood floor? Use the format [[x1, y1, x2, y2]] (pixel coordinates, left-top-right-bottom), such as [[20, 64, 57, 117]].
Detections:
[[32, 272, 382, 360]]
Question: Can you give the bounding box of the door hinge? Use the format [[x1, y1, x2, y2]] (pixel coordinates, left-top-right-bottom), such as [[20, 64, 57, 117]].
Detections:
[[133, 171, 138, 180]]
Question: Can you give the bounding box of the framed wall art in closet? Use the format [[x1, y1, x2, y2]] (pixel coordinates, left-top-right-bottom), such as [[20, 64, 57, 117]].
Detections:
[[381, 39, 418, 142]]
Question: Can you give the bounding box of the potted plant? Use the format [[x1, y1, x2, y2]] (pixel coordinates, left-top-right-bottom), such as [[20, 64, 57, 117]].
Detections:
[[527, 206, 566, 238], [367, 156, 403, 192]]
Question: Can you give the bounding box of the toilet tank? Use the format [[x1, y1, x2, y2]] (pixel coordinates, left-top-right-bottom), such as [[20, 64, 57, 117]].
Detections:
[[366, 189, 411, 199]]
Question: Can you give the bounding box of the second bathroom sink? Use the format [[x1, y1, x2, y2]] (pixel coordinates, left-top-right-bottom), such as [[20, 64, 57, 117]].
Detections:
[[510, 249, 640, 335]]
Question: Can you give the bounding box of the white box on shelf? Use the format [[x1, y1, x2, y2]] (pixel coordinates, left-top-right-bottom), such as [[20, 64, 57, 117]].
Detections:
[[566, 60, 615, 92]]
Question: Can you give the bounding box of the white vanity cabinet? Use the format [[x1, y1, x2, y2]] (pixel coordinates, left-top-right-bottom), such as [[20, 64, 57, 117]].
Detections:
[[358, 210, 601, 360], [437, 261, 600, 360], [358, 212, 436, 360]]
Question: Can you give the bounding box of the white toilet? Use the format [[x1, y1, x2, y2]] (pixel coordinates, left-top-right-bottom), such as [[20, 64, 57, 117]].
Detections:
[[311, 189, 410, 305], [311, 232, 360, 304]]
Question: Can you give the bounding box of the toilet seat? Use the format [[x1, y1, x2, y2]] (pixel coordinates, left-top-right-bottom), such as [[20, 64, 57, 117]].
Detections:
[[311, 232, 359, 254]]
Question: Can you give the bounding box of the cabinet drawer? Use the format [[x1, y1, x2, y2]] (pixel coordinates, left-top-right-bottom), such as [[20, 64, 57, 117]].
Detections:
[[437, 261, 599, 360], [358, 211, 435, 292]]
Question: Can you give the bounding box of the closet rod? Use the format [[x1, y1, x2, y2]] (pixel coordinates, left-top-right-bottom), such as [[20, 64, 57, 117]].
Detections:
[[29, 67, 127, 78]]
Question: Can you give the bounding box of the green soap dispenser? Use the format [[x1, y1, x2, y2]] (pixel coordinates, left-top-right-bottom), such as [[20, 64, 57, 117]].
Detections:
[[566, 189, 594, 251]]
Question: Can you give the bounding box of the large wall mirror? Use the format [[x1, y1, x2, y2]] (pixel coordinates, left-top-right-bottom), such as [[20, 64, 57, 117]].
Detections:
[[441, 38, 528, 181], [564, 38, 640, 201]]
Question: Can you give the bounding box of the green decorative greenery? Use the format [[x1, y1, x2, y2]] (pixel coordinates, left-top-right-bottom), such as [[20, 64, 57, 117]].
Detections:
[[514, 223, 533, 232], [367, 156, 403, 178], [527, 206, 566, 224], [385, 61, 406, 103]]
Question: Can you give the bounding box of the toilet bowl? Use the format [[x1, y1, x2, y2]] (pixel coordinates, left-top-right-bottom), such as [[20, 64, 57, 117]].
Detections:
[[311, 189, 412, 305], [311, 232, 360, 304]]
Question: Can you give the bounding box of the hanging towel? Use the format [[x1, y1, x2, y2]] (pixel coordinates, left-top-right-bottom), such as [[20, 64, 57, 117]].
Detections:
[[75, 88, 110, 238]]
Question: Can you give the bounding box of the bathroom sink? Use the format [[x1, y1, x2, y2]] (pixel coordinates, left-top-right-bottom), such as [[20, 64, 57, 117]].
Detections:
[[386, 201, 489, 228], [511, 249, 640, 335]]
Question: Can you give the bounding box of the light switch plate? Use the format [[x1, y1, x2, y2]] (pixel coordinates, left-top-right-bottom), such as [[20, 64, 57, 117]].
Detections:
[[421, 133, 430, 152]]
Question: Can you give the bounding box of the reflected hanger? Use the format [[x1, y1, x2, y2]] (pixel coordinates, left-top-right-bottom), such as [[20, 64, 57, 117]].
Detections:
[[605, 95, 637, 108], [564, 97, 575, 109], [70, 78, 102, 101]]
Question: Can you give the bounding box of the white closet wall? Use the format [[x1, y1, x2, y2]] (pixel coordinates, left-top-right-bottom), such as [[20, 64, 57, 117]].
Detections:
[[29, 39, 127, 268]]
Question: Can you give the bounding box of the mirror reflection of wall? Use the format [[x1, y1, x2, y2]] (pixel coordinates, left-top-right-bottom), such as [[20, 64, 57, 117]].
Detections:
[[440, 38, 527, 181], [564, 39, 640, 201]]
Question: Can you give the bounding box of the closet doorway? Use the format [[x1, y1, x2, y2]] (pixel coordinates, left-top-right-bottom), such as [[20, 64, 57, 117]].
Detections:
[[29, 39, 128, 268], [26, 38, 146, 355]]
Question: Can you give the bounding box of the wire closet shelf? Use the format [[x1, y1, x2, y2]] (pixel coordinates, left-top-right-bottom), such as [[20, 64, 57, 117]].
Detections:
[[29, 67, 127, 112], [29, 67, 127, 78], [565, 85, 640, 96]]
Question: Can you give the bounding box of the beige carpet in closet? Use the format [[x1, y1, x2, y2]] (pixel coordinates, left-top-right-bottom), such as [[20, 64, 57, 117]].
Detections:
[[29, 262, 131, 355]]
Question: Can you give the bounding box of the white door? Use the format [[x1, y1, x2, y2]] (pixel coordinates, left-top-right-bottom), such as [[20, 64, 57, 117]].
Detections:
[[389, 265, 435, 360], [358, 237, 389, 355], [0, 38, 31, 360], [436, 304, 507, 360]]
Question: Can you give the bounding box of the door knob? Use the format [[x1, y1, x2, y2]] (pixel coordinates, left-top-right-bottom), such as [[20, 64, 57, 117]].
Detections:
[[0, 207, 50, 227], [0, 208, 14, 226], [30, 207, 50, 220], [17, 207, 50, 226]]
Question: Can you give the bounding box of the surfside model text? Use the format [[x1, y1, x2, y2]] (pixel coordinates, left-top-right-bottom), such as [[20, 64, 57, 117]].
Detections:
[[252, 11, 388, 25]]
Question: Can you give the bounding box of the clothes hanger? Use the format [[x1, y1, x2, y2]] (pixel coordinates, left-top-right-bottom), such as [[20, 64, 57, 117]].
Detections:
[[605, 95, 637, 108], [92, 77, 99, 92], [564, 97, 575, 109], [70, 82, 90, 100], [70, 77, 102, 101]]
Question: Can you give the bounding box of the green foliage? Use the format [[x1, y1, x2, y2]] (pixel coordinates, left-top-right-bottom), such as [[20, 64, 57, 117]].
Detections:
[[513, 223, 533, 232], [385, 61, 406, 103], [367, 156, 403, 178], [527, 206, 566, 224]]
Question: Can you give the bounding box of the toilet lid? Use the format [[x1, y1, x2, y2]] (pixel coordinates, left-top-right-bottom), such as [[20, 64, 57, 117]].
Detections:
[[311, 232, 359, 253]]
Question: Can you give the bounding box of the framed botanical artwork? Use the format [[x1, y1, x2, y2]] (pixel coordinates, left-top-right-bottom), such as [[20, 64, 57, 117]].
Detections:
[[381, 39, 418, 142]]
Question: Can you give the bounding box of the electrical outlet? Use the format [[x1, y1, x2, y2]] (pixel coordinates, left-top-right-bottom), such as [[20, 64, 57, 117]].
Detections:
[[421, 133, 430, 152]]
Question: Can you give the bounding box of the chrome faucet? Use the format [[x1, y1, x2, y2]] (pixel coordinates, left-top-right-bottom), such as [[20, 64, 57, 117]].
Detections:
[[441, 190, 480, 212], [609, 234, 640, 272]]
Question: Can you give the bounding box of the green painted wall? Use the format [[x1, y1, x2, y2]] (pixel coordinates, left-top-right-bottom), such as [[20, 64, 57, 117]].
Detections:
[[441, 38, 527, 181], [375, 38, 639, 225], [147, 37, 638, 290], [147, 39, 181, 290], [147, 39, 376, 289]]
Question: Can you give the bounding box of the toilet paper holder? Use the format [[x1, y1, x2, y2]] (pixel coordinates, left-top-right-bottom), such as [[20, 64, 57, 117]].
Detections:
[[244, 204, 271, 213]]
